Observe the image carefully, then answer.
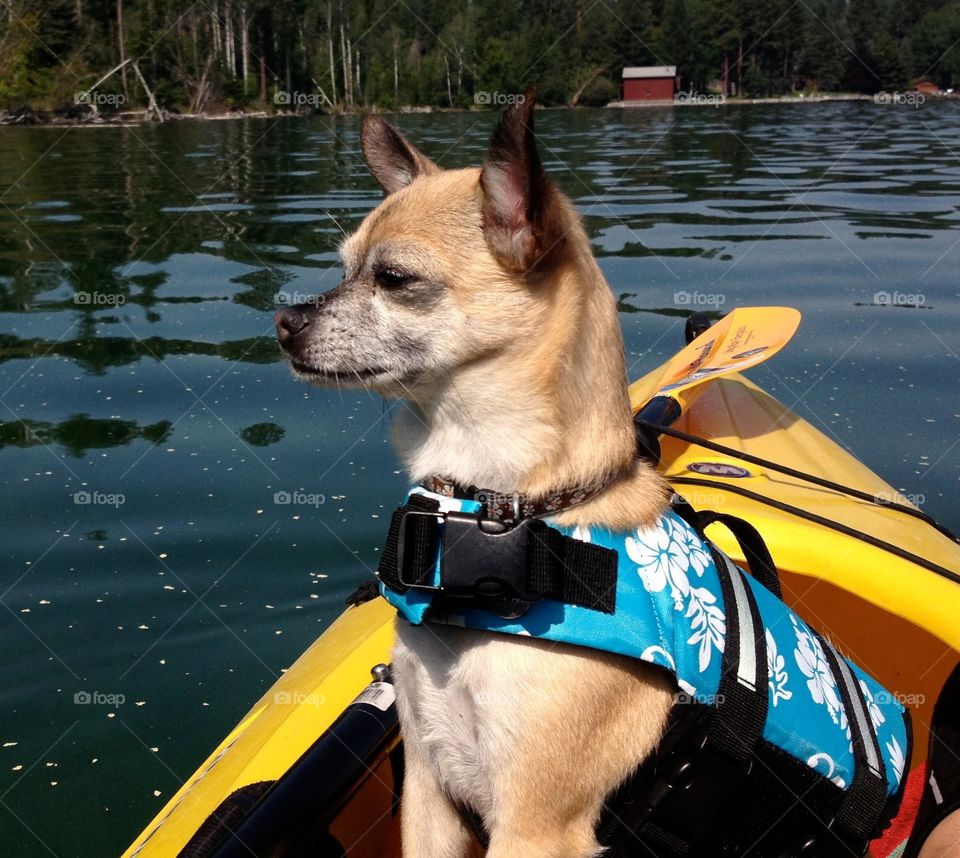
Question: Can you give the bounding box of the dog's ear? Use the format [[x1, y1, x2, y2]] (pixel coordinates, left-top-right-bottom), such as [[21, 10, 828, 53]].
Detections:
[[361, 116, 439, 194], [480, 87, 559, 272]]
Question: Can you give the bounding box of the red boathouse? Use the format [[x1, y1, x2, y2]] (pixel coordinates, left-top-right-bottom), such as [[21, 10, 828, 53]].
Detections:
[[621, 66, 678, 101]]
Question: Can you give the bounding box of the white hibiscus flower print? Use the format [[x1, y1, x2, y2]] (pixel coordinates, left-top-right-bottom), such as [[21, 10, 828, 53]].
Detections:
[[807, 752, 846, 788], [625, 524, 688, 608], [859, 679, 886, 731], [687, 586, 726, 672], [626, 518, 726, 672], [886, 736, 905, 783], [667, 517, 713, 577], [791, 616, 848, 735], [640, 645, 676, 671], [766, 629, 792, 707]]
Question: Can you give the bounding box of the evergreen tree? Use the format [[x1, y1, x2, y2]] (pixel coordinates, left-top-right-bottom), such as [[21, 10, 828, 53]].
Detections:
[[909, 2, 960, 88], [797, 0, 848, 92], [1, 0, 956, 112]]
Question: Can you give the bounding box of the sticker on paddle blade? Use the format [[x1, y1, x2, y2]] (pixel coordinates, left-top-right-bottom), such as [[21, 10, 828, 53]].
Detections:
[[687, 462, 752, 478], [660, 366, 727, 392], [731, 346, 768, 360]]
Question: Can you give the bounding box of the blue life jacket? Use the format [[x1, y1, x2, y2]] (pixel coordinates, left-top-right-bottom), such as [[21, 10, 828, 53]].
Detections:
[[379, 486, 911, 853]]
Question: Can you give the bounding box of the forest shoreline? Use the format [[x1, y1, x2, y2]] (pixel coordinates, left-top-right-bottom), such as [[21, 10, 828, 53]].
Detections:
[[0, 104, 454, 127], [2, 92, 953, 128]]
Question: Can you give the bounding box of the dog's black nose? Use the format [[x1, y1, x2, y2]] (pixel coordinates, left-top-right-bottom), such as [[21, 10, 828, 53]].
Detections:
[[276, 307, 311, 346]]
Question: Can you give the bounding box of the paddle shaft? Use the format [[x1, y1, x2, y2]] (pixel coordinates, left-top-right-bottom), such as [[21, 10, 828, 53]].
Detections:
[[635, 395, 682, 429]]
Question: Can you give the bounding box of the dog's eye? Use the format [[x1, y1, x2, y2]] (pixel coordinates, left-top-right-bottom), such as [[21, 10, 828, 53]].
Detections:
[[375, 268, 415, 289]]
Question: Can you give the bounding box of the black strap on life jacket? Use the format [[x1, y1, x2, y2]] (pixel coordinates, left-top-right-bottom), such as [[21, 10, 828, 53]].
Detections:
[[698, 510, 782, 600], [597, 541, 770, 856], [377, 494, 620, 615], [674, 497, 891, 846], [818, 636, 891, 848], [671, 497, 782, 599], [598, 499, 895, 857]]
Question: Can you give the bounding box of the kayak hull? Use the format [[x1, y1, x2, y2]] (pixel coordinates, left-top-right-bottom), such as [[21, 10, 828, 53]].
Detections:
[[123, 373, 960, 857]]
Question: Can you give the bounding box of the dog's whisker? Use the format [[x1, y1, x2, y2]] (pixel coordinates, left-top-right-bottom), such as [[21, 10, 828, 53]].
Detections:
[[321, 207, 348, 239], [447, 378, 472, 418], [382, 370, 430, 430]]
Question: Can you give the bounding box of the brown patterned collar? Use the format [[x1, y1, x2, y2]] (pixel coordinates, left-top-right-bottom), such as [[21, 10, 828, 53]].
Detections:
[[420, 474, 618, 524]]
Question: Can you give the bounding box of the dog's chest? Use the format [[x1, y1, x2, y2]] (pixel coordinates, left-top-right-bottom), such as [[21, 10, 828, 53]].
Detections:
[[392, 621, 538, 817]]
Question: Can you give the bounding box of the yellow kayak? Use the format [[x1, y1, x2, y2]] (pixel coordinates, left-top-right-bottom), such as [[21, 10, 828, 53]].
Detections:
[[123, 366, 960, 858]]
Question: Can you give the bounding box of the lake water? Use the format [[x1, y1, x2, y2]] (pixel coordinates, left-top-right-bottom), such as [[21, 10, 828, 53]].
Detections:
[[1, 102, 959, 856]]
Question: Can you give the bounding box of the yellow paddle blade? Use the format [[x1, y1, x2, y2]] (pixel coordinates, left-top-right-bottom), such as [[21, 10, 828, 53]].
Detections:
[[640, 306, 802, 412]]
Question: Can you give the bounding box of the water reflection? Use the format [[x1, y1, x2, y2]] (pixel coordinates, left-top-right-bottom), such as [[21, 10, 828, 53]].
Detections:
[[616, 293, 723, 319], [0, 414, 172, 456], [0, 332, 278, 373], [2, 104, 960, 858], [239, 422, 285, 446], [2, 105, 958, 378]]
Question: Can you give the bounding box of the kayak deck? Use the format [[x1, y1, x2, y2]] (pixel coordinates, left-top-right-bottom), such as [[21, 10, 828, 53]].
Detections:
[[630, 372, 960, 768], [123, 373, 960, 857]]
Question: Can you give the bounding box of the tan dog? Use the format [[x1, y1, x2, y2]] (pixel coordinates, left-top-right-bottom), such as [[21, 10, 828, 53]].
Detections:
[[276, 92, 676, 857]]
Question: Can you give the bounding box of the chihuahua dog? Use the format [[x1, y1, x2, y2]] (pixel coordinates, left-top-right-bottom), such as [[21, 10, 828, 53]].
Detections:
[[276, 92, 676, 857]]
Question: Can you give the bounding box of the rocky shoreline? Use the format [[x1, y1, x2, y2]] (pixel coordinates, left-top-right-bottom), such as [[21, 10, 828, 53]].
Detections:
[[3, 91, 956, 126], [0, 104, 276, 127]]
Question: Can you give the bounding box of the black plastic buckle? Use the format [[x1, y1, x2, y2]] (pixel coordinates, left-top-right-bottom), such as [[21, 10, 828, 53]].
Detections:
[[780, 817, 870, 858], [441, 511, 539, 603], [395, 510, 444, 591], [395, 509, 541, 611]]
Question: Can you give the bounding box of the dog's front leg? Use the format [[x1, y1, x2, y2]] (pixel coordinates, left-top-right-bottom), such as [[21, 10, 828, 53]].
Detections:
[[394, 624, 478, 858], [484, 814, 603, 858], [401, 738, 476, 858]]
